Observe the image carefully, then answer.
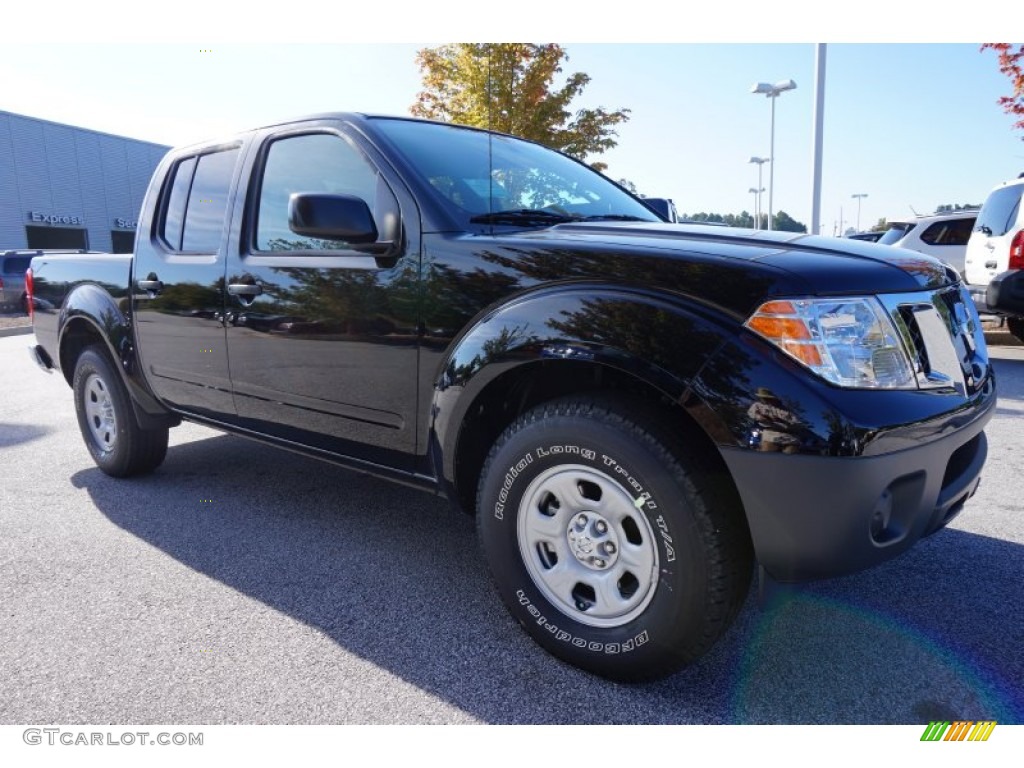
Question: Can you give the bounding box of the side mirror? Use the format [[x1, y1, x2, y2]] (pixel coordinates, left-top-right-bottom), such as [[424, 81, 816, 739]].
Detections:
[[288, 193, 378, 244]]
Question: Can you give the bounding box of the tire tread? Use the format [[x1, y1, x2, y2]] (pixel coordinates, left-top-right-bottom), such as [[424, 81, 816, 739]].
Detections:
[[73, 345, 168, 478], [477, 393, 753, 681]]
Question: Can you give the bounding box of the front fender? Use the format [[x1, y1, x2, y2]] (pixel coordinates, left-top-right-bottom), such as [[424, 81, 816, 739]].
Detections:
[[428, 285, 735, 491]]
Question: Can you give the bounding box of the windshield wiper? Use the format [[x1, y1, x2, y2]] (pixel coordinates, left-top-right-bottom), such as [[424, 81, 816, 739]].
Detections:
[[468, 210, 654, 226], [575, 214, 650, 222], [469, 209, 576, 225]]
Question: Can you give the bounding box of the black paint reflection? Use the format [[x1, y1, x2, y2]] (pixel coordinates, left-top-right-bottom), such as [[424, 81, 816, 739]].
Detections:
[[224, 254, 420, 464], [745, 387, 808, 453]]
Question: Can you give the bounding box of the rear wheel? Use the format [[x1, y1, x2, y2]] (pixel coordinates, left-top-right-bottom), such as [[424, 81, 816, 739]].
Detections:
[[477, 396, 753, 682], [73, 346, 168, 477]]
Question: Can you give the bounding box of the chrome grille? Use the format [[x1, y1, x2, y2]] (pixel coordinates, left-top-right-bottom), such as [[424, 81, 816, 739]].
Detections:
[[879, 286, 989, 395]]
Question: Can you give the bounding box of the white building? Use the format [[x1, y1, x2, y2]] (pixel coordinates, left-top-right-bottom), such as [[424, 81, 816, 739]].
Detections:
[[0, 110, 169, 253]]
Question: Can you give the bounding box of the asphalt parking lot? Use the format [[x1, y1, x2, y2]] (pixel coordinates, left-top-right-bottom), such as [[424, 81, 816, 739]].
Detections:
[[1, 331, 1022, 725]]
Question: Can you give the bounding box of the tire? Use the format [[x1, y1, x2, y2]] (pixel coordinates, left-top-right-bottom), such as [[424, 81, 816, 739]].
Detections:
[[477, 396, 753, 682], [1007, 316, 1024, 344], [73, 346, 168, 477]]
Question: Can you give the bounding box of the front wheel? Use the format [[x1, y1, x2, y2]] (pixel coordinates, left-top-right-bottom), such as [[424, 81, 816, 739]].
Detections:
[[73, 346, 168, 477], [477, 397, 753, 682]]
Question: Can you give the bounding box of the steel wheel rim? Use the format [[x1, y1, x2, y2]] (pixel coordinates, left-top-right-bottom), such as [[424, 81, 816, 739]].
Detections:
[[83, 373, 117, 452], [517, 464, 659, 628]]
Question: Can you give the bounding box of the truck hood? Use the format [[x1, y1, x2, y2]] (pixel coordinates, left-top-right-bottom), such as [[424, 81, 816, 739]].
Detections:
[[519, 221, 959, 295]]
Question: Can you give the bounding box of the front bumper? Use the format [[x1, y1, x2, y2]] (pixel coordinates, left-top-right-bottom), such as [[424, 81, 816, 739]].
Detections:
[[720, 382, 995, 582]]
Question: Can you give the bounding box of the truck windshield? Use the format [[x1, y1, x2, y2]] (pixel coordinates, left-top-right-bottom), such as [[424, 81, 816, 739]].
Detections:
[[371, 118, 660, 227]]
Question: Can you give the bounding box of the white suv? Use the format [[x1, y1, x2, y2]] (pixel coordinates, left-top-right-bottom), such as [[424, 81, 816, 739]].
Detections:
[[964, 174, 1024, 341], [877, 210, 978, 276]]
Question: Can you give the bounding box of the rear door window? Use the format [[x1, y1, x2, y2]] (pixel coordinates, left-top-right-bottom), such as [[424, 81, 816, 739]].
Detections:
[[975, 185, 1023, 237], [160, 148, 240, 252], [919, 217, 975, 246]]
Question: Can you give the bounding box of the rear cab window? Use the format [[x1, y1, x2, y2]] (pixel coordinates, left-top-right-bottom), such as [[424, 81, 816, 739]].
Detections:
[[2, 256, 31, 274]]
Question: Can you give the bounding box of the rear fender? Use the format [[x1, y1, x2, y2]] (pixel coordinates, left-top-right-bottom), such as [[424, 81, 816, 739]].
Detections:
[[59, 284, 178, 430]]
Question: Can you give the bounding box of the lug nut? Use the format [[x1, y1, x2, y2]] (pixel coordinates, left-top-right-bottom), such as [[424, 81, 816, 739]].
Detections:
[[595, 520, 607, 534], [594, 558, 606, 568], [604, 543, 616, 555], [576, 514, 588, 528]]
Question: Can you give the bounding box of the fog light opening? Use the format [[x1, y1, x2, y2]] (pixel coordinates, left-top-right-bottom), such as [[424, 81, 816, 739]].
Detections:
[[869, 489, 897, 544]]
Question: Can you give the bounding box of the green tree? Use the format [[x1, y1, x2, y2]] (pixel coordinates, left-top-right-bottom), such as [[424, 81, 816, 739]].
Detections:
[[678, 210, 806, 232], [617, 178, 640, 195], [411, 44, 630, 171], [772, 211, 807, 233], [935, 203, 981, 213], [981, 43, 1024, 135]]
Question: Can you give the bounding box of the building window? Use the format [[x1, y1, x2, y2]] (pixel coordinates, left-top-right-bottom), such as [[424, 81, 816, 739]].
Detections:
[[25, 225, 88, 250]]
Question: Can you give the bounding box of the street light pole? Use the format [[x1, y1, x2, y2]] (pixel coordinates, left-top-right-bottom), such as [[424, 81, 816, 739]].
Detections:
[[749, 187, 761, 227], [751, 79, 797, 231], [851, 193, 868, 232], [749, 157, 769, 230]]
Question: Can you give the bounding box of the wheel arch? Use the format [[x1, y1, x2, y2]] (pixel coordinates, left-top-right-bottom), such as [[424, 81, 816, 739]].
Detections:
[[58, 285, 178, 430], [427, 286, 740, 518]]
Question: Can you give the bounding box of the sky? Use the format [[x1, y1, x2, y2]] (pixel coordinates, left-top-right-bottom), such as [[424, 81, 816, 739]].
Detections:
[[2, 7, 1021, 238]]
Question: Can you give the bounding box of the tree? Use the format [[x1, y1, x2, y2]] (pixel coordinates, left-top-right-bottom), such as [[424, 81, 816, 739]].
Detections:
[[772, 211, 807, 233], [411, 44, 630, 171], [679, 210, 806, 232], [981, 43, 1024, 135], [617, 178, 640, 195], [935, 203, 981, 213]]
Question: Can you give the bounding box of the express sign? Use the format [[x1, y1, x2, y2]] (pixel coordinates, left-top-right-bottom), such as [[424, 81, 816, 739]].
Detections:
[[28, 211, 84, 226]]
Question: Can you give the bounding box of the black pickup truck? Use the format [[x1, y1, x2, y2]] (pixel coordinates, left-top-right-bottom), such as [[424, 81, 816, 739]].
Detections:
[[27, 113, 995, 681]]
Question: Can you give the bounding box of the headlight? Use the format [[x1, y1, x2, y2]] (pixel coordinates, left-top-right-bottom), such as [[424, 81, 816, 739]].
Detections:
[[745, 297, 916, 389]]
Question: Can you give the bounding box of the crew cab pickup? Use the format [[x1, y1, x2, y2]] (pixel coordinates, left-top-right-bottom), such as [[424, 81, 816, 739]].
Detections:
[[27, 113, 995, 681]]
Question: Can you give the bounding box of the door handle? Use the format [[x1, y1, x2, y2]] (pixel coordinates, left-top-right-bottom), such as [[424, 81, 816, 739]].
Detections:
[[227, 283, 263, 297], [136, 275, 163, 294]]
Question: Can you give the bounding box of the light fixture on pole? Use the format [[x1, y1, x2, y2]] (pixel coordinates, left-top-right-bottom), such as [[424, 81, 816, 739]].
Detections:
[[851, 193, 868, 232], [750, 79, 797, 231], [748, 187, 761, 228], [749, 157, 769, 230]]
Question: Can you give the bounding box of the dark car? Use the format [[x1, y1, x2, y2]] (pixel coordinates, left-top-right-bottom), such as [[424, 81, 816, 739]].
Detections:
[[3, 250, 98, 313], [0, 251, 34, 312], [25, 113, 995, 682]]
